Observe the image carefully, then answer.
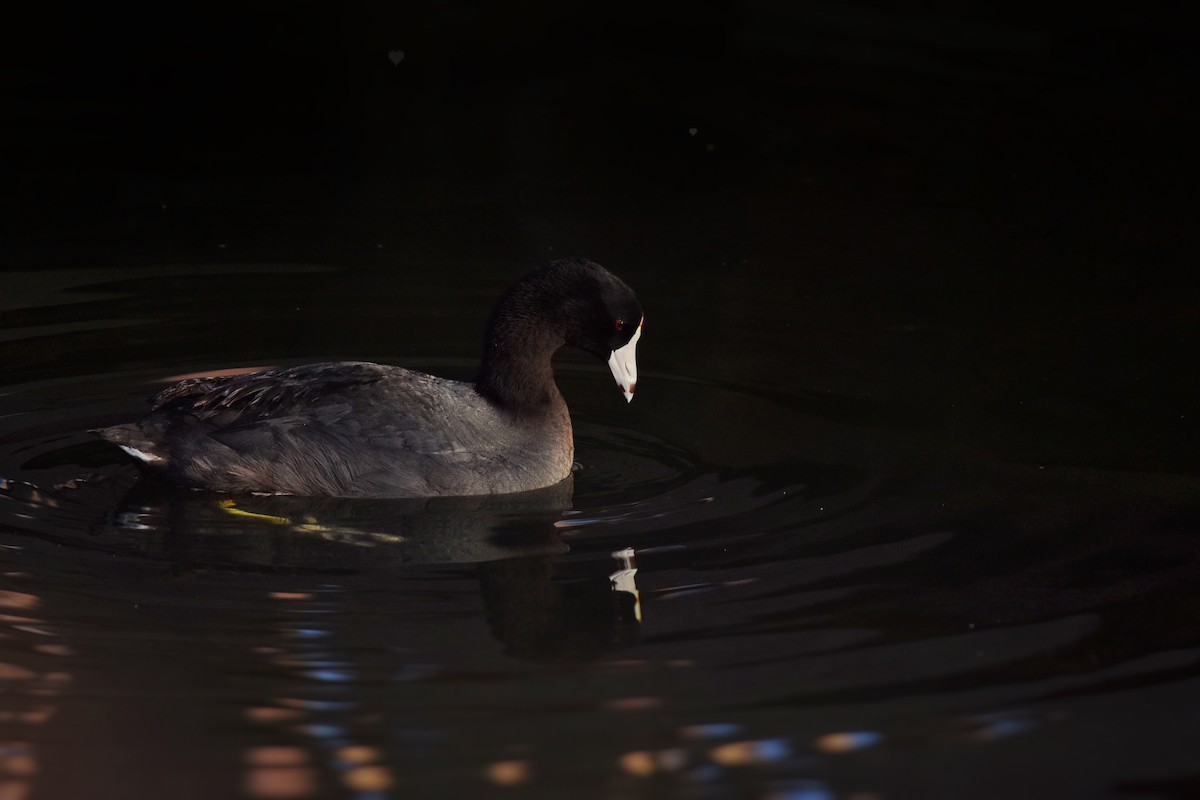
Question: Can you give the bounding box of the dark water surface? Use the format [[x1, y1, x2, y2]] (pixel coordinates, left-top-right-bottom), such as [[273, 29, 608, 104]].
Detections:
[[1, 258, 1198, 800]]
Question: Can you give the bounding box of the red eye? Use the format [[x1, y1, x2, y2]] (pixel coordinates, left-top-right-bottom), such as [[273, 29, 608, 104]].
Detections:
[[614, 319, 625, 332]]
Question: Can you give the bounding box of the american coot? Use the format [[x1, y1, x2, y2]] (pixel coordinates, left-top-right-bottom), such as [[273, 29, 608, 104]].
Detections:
[[95, 258, 643, 497]]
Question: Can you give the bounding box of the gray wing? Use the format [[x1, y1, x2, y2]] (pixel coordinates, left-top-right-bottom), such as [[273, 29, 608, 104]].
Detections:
[[181, 363, 474, 453], [108, 362, 497, 496], [151, 362, 389, 422]]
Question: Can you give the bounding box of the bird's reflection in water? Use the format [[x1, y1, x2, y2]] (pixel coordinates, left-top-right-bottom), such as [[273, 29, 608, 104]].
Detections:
[[70, 472, 643, 659], [480, 545, 641, 660], [3, 470, 645, 795], [3, 469, 645, 659], [97, 474, 575, 569]]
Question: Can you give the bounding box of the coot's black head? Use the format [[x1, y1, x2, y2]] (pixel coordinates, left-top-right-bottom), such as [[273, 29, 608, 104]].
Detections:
[[485, 258, 644, 402]]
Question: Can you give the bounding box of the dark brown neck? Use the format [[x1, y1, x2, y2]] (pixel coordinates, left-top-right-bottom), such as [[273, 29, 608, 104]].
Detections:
[[475, 324, 566, 415]]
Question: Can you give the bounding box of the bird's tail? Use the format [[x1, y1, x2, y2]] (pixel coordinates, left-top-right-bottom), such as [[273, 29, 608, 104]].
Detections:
[[91, 423, 167, 465]]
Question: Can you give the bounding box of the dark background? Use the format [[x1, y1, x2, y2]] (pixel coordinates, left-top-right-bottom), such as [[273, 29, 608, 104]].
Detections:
[[4, 1, 1198, 470]]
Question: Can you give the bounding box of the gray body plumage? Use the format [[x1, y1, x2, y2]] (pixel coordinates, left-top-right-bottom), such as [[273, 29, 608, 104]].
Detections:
[[96, 362, 574, 497]]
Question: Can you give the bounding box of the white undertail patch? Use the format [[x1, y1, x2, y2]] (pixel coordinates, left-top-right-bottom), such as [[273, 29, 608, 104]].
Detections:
[[117, 445, 162, 463]]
